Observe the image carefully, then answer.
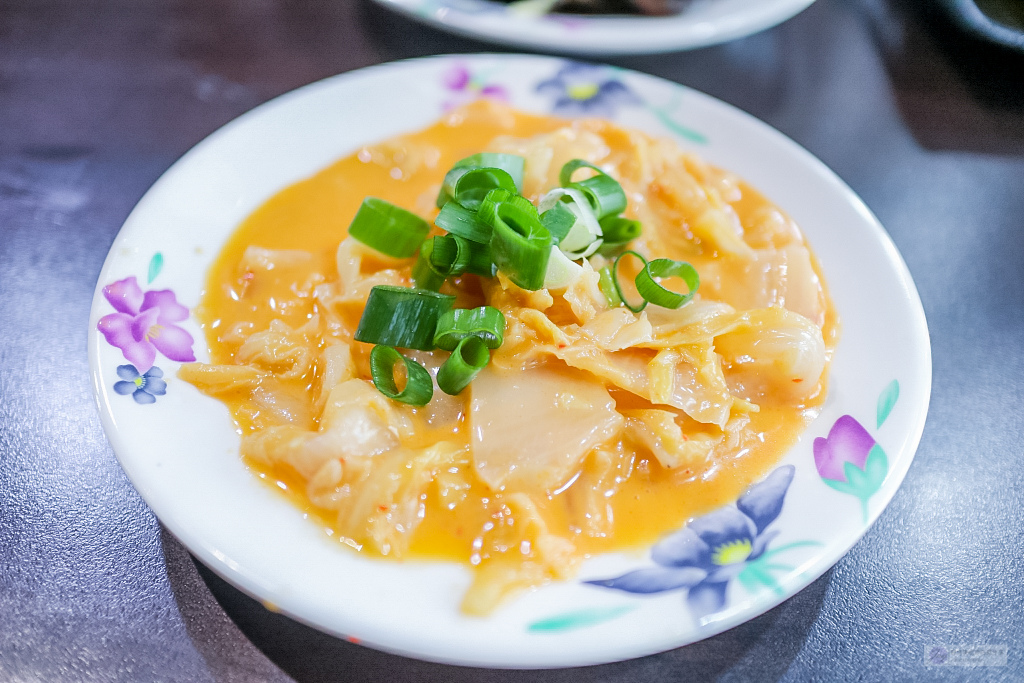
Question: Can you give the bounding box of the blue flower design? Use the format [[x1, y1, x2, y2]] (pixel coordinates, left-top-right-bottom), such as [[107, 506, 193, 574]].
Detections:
[[536, 63, 642, 117], [113, 364, 167, 404], [586, 465, 800, 621]]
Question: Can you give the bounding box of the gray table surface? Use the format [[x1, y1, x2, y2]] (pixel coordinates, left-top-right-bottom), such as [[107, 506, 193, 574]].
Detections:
[[2, 0, 1022, 680]]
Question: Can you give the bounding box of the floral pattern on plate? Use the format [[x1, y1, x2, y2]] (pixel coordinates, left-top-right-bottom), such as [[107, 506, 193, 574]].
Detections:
[[584, 465, 819, 622], [441, 61, 510, 110], [813, 381, 899, 520], [97, 254, 194, 403], [113, 364, 168, 405], [536, 62, 642, 117]]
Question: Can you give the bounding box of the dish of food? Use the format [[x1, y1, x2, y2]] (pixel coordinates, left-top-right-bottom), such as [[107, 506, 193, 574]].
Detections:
[[89, 54, 930, 667], [372, 0, 816, 55]]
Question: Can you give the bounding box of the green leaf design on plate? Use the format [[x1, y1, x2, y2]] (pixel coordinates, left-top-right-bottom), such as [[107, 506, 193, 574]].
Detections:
[[877, 379, 899, 428], [527, 605, 636, 633], [736, 541, 822, 596], [147, 252, 164, 284], [835, 445, 889, 522]]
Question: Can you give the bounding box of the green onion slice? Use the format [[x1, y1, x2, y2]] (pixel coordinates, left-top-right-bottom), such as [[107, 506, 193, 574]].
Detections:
[[428, 235, 471, 277], [539, 203, 576, 245], [635, 258, 700, 309], [436, 201, 491, 244], [456, 235, 495, 277], [599, 215, 642, 243], [538, 187, 602, 257], [559, 159, 605, 187], [544, 245, 583, 289], [437, 154, 525, 208], [451, 167, 518, 211], [433, 306, 506, 351], [611, 250, 650, 313], [598, 265, 623, 308], [369, 345, 433, 406], [480, 192, 553, 291], [354, 285, 455, 350], [347, 197, 431, 259], [596, 216, 642, 256], [436, 336, 490, 396], [559, 159, 627, 220], [412, 240, 446, 291]]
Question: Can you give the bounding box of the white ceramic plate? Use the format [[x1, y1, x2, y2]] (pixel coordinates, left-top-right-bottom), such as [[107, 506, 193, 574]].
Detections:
[[89, 54, 930, 668], [373, 0, 815, 55]]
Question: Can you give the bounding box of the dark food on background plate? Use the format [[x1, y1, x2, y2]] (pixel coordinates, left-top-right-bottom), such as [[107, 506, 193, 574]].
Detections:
[[501, 0, 692, 17]]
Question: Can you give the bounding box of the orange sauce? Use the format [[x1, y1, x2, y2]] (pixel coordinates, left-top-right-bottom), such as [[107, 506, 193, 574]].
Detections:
[[191, 101, 831, 564]]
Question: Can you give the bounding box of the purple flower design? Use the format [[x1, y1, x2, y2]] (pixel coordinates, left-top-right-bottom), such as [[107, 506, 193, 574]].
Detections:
[[97, 276, 195, 373], [536, 62, 641, 117], [587, 466, 810, 622], [441, 62, 509, 110], [813, 415, 888, 520], [113, 364, 167, 404]]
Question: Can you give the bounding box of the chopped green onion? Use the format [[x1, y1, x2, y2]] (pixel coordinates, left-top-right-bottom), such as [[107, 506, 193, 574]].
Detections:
[[544, 245, 584, 289], [437, 336, 490, 396], [450, 167, 518, 211], [347, 197, 430, 258], [538, 187, 602, 256], [457, 153, 526, 188], [540, 203, 576, 244], [411, 240, 446, 291], [434, 306, 506, 351], [437, 154, 525, 208], [428, 235, 471, 277], [354, 285, 455, 350], [559, 159, 627, 220], [598, 265, 623, 308], [456, 235, 495, 277], [369, 345, 433, 406], [635, 258, 700, 309], [571, 173, 627, 220], [436, 201, 491, 244], [480, 192, 553, 291], [599, 216, 642, 243], [479, 187, 513, 215], [597, 216, 642, 255], [559, 159, 606, 187], [612, 250, 649, 313]]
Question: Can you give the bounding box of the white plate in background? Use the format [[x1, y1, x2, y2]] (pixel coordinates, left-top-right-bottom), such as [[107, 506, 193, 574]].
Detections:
[[373, 0, 815, 55]]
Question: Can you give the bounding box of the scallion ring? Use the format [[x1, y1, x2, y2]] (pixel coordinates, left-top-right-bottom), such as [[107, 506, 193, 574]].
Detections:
[[597, 216, 642, 256], [599, 216, 642, 244], [559, 159, 606, 187], [598, 265, 623, 308], [539, 203, 576, 245], [451, 167, 518, 211], [635, 258, 700, 309], [611, 250, 649, 313], [436, 336, 490, 396], [437, 153, 525, 208], [434, 306, 506, 351], [354, 285, 455, 350], [412, 240, 446, 291], [347, 197, 431, 258], [435, 201, 491, 244], [428, 235, 471, 277], [537, 187, 602, 255], [369, 345, 433, 406], [481, 192, 553, 291], [559, 159, 627, 219], [455, 235, 495, 277]]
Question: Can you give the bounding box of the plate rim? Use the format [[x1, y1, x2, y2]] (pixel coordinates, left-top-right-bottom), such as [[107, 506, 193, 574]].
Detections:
[[89, 52, 932, 668], [372, 0, 817, 55]]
